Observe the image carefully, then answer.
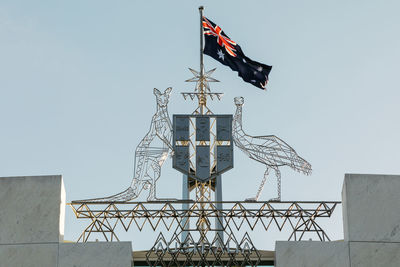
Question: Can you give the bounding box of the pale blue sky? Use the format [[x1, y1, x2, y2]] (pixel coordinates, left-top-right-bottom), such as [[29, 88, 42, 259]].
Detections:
[[1, 1, 400, 250]]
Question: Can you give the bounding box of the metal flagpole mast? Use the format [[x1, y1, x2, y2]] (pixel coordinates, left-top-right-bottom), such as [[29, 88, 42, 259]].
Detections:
[[199, 6, 204, 79], [200, 7, 223, 243], [198, 5, 208, 242], [199, 6, 206, 115]]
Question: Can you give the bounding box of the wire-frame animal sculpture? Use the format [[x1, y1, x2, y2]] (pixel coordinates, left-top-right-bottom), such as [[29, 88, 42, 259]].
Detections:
[[81, 87, 174, 202], [232, 97, 312, 201]]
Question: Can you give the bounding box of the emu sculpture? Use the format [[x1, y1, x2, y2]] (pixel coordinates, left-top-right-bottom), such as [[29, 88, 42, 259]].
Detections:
[[232, 97, 312, 201]]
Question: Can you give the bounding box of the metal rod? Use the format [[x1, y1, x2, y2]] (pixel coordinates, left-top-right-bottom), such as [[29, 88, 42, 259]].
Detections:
[[215, 175, 224, 245], [199, 6, 204, 78], [199, 6, 205, 114], [181, 174, 189, 243], [198, 5, 207, 237]]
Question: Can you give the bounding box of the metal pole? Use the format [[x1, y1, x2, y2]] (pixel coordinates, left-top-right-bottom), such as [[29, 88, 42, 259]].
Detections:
[[215, 175, 224, 245], [199, 6, 204, 78], [181, 174, 189, 243], [199, 6, 205, 114], [199, 5, 207, 240]]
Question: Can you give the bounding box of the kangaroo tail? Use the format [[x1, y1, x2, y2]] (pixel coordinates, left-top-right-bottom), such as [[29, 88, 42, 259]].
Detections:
[[72, 179, 143, 203]]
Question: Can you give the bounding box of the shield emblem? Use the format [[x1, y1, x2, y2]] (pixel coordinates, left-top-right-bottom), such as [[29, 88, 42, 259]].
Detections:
[[173, 115, 233, 182]]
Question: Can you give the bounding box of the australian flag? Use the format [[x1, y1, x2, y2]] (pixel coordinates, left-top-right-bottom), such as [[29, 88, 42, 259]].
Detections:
[[203, 16, 272, 90]]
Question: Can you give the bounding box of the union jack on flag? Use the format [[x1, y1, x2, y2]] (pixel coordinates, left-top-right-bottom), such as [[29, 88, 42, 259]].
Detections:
[[202, 16, 272, 90], [203, 17, 237, 57]]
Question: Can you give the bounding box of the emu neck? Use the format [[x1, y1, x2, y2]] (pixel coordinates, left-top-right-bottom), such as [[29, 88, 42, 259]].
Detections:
[[234, 105, 244, 132]]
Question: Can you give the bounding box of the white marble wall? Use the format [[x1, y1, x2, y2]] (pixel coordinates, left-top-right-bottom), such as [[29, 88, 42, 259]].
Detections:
[[349, 242, 400, 267], [0, 175, 65, 244], [0, 175, 133, 267], [0, 243, 58, 267], [275, 173, 400, 267], [275, 241, 350, 267], [59, 242, 132, 267], [276, 241, 400, 267], [0, 242, 133, 267], [342, 173, 400, 242]]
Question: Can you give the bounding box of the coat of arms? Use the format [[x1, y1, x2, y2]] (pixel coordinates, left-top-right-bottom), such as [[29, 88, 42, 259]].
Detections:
[[173, 114, 233, 182]]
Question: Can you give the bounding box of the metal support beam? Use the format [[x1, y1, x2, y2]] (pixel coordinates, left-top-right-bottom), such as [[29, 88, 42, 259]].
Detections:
[[215, 175, 224, 244], [181, 174, 190, 242]]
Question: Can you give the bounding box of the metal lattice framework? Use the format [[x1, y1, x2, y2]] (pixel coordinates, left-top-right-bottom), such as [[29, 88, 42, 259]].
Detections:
[[69, 200, 339, 243], [232, 97, 312, 201], [145, 231, 263, 267], [77, 87, 174, 202]]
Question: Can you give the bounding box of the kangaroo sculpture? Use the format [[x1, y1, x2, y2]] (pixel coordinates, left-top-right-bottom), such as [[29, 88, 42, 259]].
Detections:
[[232, 96, 312, 201], [83, 87, 173, 202]]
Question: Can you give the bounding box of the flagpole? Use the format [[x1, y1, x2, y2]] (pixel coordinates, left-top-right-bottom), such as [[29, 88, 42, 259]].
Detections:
[[198, 5, 207, 240], [199, 6, 204, 77], [199, 6, 205, 115]]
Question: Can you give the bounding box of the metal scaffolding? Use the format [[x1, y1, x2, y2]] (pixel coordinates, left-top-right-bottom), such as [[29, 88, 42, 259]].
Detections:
[[69, 200, 339, 266]]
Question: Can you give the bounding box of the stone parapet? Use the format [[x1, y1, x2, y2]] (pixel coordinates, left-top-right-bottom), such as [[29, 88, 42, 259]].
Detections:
[[58, 242, 133, 267], [276, 173, 400, 267], [349, 241, 400, 267], [275, 241, 400, 267], [0, 175, 133, 267], [275, 241, 350, 267], [342, 173, 400, 242], [0, 243, 58, 267], [0, 175, 65, 244]]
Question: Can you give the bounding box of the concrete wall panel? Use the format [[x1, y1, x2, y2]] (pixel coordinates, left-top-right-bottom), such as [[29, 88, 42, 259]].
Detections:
[[0, 243, 58, 267], [59, 242, 132, 267], [0, 175, 66, 244], [342, 174, 400, 242], [275, 241, 350, 267], [350, 242, 400, 267]]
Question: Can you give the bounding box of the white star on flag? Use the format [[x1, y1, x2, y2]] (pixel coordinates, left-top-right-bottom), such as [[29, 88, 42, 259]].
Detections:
[[217, 49, 225, 61]]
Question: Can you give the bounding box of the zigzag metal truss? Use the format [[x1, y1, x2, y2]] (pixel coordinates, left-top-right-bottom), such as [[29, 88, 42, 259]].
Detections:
[[232, 97, 313, 201], [145, 231, 262, 267], [69, 200, 339, 266], [69, 200, 339, 240]]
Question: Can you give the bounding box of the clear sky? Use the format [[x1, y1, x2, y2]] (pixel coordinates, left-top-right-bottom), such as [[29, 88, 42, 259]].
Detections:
[[1, 0, 400, 250]]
